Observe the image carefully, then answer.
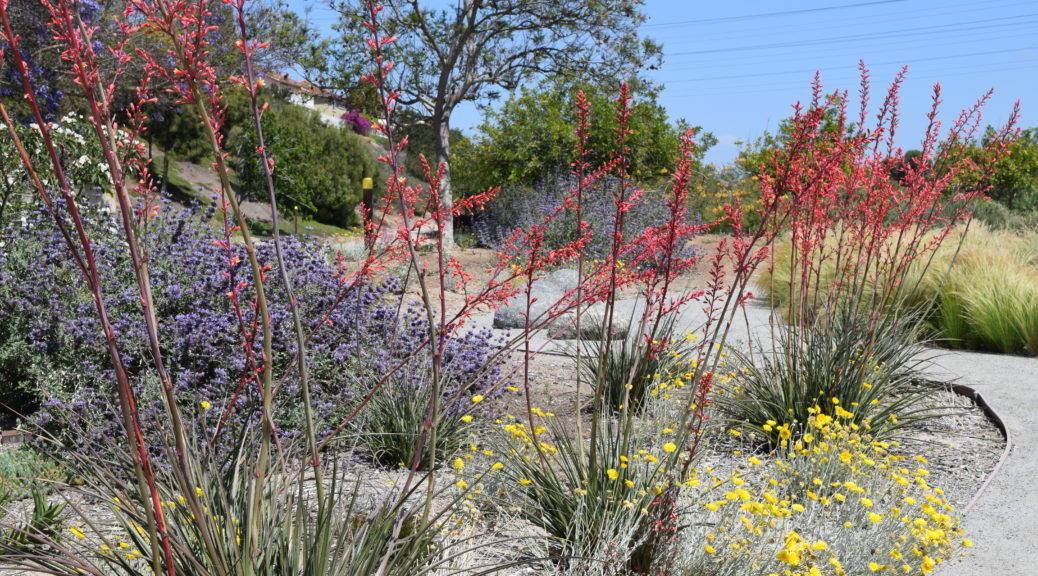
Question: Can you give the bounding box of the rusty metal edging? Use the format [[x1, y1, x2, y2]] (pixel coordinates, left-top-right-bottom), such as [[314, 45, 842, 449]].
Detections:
[[945, 382, 1013, 515]]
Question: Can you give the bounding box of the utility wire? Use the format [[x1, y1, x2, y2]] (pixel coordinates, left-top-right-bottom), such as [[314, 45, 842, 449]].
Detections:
[[643, 0, 906, 28], [663, 46, 1038, 84], [652, 0, 1029, 45], [666, 59, 1038, 98], [668, 55, 1038, 94], [661, 31, 1038, 72], [668, 13, 1038, 56]]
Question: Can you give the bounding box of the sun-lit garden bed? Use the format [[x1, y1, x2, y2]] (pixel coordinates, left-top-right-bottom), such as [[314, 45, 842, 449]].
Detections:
[[0, 0, 1033, 574]]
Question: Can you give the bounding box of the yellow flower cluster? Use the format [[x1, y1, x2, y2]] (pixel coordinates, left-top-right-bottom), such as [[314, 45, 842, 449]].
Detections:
[[691, 403, 966, 575]]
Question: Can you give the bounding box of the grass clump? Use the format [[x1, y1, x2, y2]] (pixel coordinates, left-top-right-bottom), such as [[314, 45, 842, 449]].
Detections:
[[764, 224, 1038, 356], [930, 229, 1038, 355], [717, 309, 940, 445], [363, 381, 478, 470], [571, 311, 690, 414], [493, 414, 672, 572]]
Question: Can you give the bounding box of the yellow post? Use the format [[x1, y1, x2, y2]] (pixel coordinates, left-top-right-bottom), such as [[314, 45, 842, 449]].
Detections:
[[362, 177, 375, 247]]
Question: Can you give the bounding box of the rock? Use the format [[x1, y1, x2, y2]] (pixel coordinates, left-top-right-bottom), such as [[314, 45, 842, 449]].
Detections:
[[492, 268, 579, 329], [548, 313, 631, 340], [539, 268, 580, 292], [493, 292, 564, 329]]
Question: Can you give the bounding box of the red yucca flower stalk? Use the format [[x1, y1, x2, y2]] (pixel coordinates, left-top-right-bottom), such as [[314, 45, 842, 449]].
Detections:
[[0, 1, 183, 573], [763, 63, 1020, 328], [357, 3, 797, 566]]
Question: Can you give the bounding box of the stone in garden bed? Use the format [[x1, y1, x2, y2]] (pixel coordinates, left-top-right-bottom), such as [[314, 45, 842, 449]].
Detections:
[[493, 268, 580, 329], [547, 313, 631, 340]]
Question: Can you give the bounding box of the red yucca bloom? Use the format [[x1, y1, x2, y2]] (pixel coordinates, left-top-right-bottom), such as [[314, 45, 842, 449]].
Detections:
[[761, 63, 1020, 325]]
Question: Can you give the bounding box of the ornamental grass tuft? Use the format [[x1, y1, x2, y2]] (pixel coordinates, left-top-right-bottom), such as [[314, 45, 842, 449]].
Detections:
[[718, 308, 944, 445]]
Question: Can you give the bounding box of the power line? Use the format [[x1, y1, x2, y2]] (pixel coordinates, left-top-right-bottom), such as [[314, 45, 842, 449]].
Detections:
[[652, 0, 1029, 46], [668, 55, 1038, 94], [660, 31, 1038, 72], [663, 46, 1038, 85], [644, 0, 906, 29], [665, 59, 1038, 98], [667, 13, 1038, 56]]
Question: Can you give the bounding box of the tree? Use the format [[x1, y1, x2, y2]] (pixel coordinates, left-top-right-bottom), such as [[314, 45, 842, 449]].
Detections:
[[451, 84, 711, 197], [977, 127, 1038, 210], [325, 0, 661, 247]]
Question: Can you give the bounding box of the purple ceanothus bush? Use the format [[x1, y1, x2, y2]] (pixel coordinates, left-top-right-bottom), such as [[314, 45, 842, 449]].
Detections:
[[0, 196, 503, 459], [475, 174, 672, 260]]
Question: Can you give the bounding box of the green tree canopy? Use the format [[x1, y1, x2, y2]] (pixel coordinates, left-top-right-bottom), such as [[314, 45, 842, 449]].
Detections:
[[977, 127, 1038, 211], [452, 85, 714, 198], [320, 0, 661, 247]]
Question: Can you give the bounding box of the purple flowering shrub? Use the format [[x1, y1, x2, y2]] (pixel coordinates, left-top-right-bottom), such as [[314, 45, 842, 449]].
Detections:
[[0, 197, 504, 463], [341, 108, 373, 136], [474, 174, 670, 260]]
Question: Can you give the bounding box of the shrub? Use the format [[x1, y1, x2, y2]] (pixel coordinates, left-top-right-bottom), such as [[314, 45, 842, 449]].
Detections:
[[960, 126, 1038, 211], [0, 200, 502, 464], [676, 412, 968, 576], [229, 101, 380, 228], [474, 174, 670, 259], [451, 85, 712, 198], [341, 108, 372, 136], [0, 112, 112, 201], [0, 448, 64, 505], [718, 308, 942, 445]]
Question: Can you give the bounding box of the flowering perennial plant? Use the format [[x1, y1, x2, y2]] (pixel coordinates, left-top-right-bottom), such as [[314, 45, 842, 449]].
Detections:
[[681, 405, 966, 576], [760, 65, 1019, 327], [0, 0, 1018, 574], [0, 201, 503, 457]]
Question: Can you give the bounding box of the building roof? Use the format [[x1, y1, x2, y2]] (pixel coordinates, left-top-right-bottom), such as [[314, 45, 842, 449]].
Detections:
[[262, 72, 337, 99]]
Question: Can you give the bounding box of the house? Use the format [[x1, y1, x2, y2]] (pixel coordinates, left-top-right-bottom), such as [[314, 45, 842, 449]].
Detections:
[[262, 73, 349, 128]]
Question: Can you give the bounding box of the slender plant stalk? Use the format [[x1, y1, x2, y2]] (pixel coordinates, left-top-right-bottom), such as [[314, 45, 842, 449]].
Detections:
[[228, 0, 325, 510], [0, 7, 174, 574]]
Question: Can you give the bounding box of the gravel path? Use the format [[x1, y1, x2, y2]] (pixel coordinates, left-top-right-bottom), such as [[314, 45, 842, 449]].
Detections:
[[920, 350, 1038, 576]]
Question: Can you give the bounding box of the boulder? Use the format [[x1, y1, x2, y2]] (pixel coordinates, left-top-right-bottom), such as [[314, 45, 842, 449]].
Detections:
[[547, 313, 631, 340], [492, 268, 579, 329]]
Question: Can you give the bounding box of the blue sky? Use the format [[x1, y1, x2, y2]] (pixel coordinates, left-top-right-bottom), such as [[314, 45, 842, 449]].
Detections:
[[285, 0, 1036, 164]]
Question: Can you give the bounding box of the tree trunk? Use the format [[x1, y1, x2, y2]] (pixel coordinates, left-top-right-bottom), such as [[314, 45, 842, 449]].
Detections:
[[433, 116, 455, 249]]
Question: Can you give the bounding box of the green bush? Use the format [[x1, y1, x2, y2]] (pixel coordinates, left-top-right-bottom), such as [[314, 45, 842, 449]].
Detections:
[[451, 84, 713, 197], [229, 101, 379, 229], [972, 198, 1038, 231], [970, 127, 1038, 211], [0, 448, 64, 505], [148, 102, 214, 164]]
